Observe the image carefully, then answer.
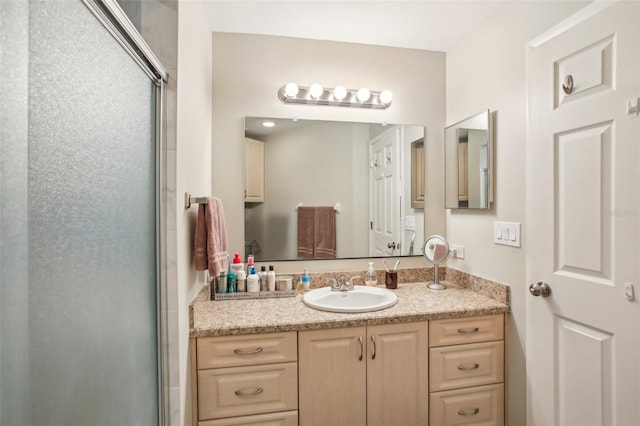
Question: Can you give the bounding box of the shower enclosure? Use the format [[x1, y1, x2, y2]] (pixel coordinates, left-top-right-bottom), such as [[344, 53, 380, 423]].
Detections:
[[1, 0, 166, 424]]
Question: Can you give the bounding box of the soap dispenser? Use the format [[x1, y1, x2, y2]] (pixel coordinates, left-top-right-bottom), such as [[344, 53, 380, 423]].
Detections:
[[365, 262, 377, 286]]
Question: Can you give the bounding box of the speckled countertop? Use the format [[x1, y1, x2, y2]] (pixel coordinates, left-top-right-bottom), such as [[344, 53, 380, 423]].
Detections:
[[190, 279, 509, 338]]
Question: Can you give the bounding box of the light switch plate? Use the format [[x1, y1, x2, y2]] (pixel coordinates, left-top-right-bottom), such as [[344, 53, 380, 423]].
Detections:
[[494, 221, 521, 247], [405, 215, 415, 231]]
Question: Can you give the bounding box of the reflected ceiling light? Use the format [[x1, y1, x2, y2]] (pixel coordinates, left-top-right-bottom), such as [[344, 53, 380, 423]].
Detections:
[[261, 121, 276, 128], [277, 83, 392, 109], [283, 82, 299, 98], [356, 88, 371, 103]]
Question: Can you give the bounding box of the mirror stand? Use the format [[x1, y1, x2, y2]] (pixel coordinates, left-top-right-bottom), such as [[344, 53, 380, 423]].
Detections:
[[423, 235, 450, 290], [428, 264, 446, 290]]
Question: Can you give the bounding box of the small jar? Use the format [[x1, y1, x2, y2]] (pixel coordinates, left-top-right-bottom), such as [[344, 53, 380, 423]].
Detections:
[[236, 270, 246, 292]]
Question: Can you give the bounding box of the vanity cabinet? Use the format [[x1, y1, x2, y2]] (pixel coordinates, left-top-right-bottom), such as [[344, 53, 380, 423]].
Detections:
[[298, 321, 428, 426], [192, 332, 298, 426], [244, 137, 265, 203], [429, 314, 505, 426], [191, 314, 506, 426]]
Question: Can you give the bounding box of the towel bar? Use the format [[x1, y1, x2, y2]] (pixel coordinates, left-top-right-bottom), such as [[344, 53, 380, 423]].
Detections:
[[295, 202, 341, 213], [185, 192, 209, 209]]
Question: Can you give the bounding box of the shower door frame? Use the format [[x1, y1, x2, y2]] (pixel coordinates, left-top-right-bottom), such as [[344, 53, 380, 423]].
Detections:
[[81, 0, 168, 424]]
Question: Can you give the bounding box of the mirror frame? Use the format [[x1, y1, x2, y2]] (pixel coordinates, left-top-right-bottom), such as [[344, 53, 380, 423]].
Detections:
[[444, 110, 493, 209]]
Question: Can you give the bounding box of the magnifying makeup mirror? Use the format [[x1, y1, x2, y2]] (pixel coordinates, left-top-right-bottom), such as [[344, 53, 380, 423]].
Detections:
[[423, 235, 450, 290]]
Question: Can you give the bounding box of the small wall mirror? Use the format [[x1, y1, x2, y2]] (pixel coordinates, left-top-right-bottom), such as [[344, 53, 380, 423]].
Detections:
[[423, 235, 449, 290], [444, 110, 492, 209]]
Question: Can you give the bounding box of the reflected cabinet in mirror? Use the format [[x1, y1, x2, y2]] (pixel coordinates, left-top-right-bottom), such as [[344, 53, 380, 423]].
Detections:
[[244, 117, 428, 262], [445, 110, 493, 209]]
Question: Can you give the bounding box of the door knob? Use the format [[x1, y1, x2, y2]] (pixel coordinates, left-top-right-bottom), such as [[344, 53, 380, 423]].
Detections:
[[387, 242, 396, 249], [529, 282, 551, 297]]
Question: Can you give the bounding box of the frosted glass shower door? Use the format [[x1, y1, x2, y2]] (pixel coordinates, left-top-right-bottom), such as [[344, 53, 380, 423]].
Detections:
[[1, 1, 162, 425]]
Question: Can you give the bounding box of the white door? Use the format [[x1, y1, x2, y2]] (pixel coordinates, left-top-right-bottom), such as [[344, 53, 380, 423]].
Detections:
[[526, 2, 640, 425], [369, 126, 402, 256]]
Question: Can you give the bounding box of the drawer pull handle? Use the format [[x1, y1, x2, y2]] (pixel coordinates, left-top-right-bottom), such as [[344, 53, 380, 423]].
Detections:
[[234, 387, 264, 397], [457, 363, 480, 371], [457, 327, 480, 334], [233, 347, 264, 356], [358, 336, 364, 361], [458, 408, 480, 416]]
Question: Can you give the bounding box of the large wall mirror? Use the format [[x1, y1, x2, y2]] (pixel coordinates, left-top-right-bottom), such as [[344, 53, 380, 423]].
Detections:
[[444, 110, 493, 209], [244, 117, 428, 262]]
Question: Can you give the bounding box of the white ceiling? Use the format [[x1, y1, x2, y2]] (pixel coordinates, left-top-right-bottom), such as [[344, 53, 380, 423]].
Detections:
[[202, 0, 505, 52]]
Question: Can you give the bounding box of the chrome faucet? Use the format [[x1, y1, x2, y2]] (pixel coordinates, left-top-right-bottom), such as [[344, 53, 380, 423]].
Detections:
[[331, 276, 363, 291]]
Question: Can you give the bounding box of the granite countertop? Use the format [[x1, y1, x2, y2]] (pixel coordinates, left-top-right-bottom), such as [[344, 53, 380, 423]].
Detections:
[[189, 281, 509, 338]]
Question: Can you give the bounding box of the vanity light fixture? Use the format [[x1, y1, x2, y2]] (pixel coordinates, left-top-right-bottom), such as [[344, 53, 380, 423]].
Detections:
[[278, 83, 393, 109]]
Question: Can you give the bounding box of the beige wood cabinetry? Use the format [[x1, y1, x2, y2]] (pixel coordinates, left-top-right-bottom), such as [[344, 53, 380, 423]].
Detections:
[[429, 314, 505, 426], [244, 137, 265, 203], [192, 332, 298, 426], [298, 321, 428, 426]]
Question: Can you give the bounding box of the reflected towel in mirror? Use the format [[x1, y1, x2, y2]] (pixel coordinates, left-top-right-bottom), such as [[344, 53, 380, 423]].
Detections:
[[297, 206, 336, 259]]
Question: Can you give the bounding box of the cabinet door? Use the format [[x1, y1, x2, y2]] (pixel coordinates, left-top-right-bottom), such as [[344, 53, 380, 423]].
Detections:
[[298, 327, 366, 426], [367, 321, 428, 426], [244, 138, 265, 202]]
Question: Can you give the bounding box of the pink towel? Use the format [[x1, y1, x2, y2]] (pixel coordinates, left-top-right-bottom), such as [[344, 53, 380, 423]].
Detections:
[[194, 197, 228, 276]]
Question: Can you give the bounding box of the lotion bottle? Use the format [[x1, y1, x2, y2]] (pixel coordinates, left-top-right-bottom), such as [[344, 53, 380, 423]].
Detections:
[[267, 265, 276, 291], [365, 262, 377, 286]]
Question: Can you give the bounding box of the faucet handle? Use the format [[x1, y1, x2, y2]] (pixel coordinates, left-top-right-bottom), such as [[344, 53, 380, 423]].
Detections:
[[328, 278, 339, 291], [348, 276, 363, 289]]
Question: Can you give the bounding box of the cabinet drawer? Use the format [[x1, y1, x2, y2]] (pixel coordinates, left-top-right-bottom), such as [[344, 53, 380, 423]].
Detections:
[[430, 315, 504, 347], [198, 362, 298, 420], [430, 341, 504, 391], [197, 332, 297, 369], [430, 383, 504, 426], [198, 410, 298, 426]]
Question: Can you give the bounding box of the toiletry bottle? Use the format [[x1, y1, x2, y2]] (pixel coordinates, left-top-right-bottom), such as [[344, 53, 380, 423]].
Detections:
[[247, 272, 260, 292], [267, 265, 276, 291], [260, 266, 268, 291], [246, 254, 255, 276], [231, 252, 244, 276], [227, 272, 236, 293], [302, 269, 311, 292], [365, 262, 377, 286], [237, 270, 246, 292]]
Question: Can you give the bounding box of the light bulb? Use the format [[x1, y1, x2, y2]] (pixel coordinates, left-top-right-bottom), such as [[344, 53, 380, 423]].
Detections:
[[357, 88, 371, 103], [309, 83, 324, 99], [379, 90, 393, 104], [333, 85, 347, 101], [284, 82, 299, 98]]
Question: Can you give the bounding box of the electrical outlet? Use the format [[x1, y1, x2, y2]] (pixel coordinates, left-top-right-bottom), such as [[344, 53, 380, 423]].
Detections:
[[450, 245, 465, 259]]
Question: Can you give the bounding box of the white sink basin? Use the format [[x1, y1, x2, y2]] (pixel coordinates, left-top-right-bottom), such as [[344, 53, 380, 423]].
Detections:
[[302, 285, 398, 313]]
